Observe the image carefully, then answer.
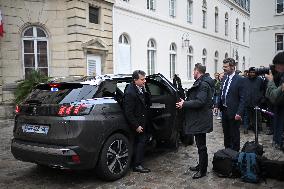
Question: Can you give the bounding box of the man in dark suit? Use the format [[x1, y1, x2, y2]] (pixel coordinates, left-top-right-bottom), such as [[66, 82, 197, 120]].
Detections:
[[216, 58, 246, 151], [124, 70, 151, 173]]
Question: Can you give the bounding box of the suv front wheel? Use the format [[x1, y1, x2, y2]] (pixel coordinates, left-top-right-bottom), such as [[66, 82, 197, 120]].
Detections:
[[96, 133, 132, 181]]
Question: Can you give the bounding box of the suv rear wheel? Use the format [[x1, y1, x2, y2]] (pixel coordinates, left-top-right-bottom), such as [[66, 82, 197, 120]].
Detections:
[[96, 133, 132, 181]]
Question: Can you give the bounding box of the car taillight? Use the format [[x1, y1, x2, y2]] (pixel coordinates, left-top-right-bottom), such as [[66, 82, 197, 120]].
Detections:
[[57, 104, 92, 116], [73, 104, 87, 115], [58, 106, 67, 116], [15, 105, 21, 114]]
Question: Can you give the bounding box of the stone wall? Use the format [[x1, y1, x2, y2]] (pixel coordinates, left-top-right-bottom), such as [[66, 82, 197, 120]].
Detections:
[[0, 0, 114, 105]]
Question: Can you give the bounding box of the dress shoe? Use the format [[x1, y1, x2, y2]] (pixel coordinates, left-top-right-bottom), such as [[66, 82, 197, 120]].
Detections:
[[192, 171, 206, 179], [133, 165, 151, 173], [189, 164, 200, 171]]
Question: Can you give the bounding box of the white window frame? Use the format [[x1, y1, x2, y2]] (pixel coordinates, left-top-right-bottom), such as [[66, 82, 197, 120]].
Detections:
[[215, 7, 219, 33], [243, 22, 246, 42], [242, 56, 246, 72], [276, 0, 284, 14], [169, 0, 176, 17], [202, 0, 207, 29], [147, 0, 156, 11], [225, 13, 229, 36], [187, 0, 193, 23], [276, 33, 284, 52], [187, 46, 193, 80], [202, 48, 207, 66], [147, 39, 156, 75], [22, 26, 49, 78], [169, 43, 177, 78], [225, 52, 229, 59], [236, 19, 239, 41], [214, 51, 219, 73]]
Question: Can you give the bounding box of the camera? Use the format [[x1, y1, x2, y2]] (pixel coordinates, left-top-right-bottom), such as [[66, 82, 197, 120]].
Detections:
[[254, 65, 275, 76]]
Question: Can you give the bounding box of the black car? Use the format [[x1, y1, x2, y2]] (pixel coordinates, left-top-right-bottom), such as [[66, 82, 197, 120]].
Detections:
[[11, 73, 193, 180]]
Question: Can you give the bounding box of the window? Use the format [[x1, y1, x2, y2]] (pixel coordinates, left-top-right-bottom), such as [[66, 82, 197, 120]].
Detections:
[[202, 48, 207, 65], [89, 5, 100, 24], [235, 50, 239, 70], [276, 33, 284, 52], [22, 26, 49, 78], [169, 0, 176, 17], [236, 19, 239, 40], [187, 46, 193, 80], [119, 34, 129, 44], [225, 13, 229, 36], [117, 34, 131, 74], [147, 39, 156, 75], [276, 0, 284, 14], [242, 56, 246, 72], [147, 0, 156, 11], [169, 43, 177, 78], [215, 7, 219, 33], [202, 0, 207, 28], [243, 22, 246, 42], [187, 0, 193, 23], [225, 52, 228, 59], [214, 51, 219, 73]]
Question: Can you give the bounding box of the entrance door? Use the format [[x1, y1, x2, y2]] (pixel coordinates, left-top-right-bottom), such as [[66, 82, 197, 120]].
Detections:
[[87, 55, 101, 76]]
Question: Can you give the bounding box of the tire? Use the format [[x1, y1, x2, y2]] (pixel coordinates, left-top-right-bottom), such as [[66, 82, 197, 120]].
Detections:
[[180, 133, 194, 146], [96, 133, 132, 181]]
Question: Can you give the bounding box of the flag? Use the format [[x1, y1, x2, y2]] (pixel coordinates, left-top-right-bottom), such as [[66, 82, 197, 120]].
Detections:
[[0, 10, 4, 37]]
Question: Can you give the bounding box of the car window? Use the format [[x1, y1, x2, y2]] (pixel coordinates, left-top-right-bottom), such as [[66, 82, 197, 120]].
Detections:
[[24, 83, 98, 104], [95, 81, 117, 98], [147, 81, 170, 96]]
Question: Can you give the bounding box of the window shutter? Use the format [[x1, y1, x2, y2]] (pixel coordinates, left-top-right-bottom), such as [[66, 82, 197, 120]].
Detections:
[[88, 59, 96, 76]]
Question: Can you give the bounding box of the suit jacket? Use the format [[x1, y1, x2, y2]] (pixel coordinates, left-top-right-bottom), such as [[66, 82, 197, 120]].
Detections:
[[123, 82, 148, 131], [219, 74, 246, 119]]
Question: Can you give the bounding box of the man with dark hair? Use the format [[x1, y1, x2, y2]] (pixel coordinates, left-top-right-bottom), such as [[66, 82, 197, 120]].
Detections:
[[124, 70, 151, 173], [215, 58, 246, 151], [176, 63, 213, 179], [265, 51, 284, 150]]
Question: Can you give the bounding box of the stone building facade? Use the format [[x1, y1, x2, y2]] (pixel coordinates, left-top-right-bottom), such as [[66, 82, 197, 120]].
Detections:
[[0, 0, 114, 104]]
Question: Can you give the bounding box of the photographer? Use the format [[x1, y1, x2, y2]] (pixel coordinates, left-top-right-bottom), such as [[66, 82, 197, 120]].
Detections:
[[244, 67, 265, 133], [265, 51, 284, 150]]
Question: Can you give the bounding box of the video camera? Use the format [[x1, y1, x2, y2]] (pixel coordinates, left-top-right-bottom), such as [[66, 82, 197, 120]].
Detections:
[[253, 65, 275, 76]]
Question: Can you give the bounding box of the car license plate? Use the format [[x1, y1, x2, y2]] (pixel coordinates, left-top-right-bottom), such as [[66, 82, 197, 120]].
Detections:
[[22, 124, 49, 135]]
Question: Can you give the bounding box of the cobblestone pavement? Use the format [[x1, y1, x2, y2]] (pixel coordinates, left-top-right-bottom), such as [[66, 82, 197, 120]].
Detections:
[[0, 118, 283, 189]]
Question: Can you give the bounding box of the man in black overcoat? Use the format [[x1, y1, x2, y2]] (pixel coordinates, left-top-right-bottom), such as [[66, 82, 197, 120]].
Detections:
[[123, 70, 151, 173], [176, 63, 213, 179]]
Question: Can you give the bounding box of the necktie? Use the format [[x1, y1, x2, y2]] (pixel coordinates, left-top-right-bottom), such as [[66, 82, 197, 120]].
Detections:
[[221, 76, 229, 105]]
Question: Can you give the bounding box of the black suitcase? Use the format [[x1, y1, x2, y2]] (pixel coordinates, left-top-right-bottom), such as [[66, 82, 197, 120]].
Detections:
[[260, 158, 284, 181], [242, 107, 264, 156], [212, 148, 240, 177]]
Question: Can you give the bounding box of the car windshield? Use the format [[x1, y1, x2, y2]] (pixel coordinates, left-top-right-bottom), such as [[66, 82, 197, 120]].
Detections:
[[24, 83, 99, 105]]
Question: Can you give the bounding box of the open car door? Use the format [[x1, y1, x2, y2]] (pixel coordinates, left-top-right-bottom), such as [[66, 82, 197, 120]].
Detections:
[[146, 74, 182, 146]]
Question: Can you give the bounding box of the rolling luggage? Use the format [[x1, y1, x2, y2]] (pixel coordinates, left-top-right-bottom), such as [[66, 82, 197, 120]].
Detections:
[[242, 106, 264, 156]]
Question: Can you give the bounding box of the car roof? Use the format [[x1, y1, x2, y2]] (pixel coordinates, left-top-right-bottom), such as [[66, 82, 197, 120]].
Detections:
[[47, 74, 133, 86]]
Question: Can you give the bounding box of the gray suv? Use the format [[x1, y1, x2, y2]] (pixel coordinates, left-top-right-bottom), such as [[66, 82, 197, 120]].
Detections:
[[11, 73, 193, 180]]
